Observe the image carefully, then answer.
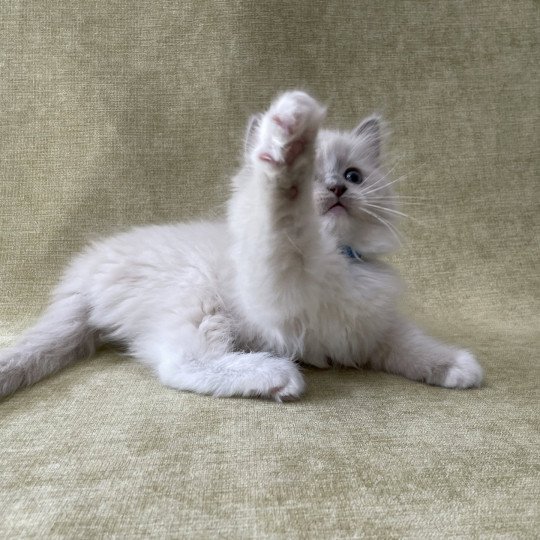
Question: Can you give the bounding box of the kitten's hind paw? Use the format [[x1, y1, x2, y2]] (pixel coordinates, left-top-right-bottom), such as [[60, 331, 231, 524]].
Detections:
[[269, 368, 306, 403], [255, 91, 326, 169], [442, 350, 484, 389]]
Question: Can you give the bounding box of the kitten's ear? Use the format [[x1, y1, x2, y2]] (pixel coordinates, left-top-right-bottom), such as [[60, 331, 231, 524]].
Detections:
[[244, 113, 262, 155], [353, 115, 383, 165]]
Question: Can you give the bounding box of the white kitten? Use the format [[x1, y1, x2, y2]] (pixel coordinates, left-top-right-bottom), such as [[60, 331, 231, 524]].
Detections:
[[0, 91, 483, 401]]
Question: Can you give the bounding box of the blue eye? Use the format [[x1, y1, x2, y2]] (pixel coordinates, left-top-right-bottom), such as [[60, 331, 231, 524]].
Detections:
[[344, 168, 363, 184]]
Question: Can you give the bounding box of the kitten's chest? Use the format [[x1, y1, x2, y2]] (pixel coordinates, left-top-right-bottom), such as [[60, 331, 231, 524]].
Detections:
[[302, 304, 372, 368], [237, 260, 398, 366], [300, 265, 397, 367]]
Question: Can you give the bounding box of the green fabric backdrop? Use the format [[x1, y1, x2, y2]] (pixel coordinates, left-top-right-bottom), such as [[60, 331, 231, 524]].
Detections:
[[1, 1, 538, 537]]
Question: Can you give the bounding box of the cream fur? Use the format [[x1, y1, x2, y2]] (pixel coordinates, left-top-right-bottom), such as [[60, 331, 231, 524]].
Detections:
[[0, 91, 483, 400]]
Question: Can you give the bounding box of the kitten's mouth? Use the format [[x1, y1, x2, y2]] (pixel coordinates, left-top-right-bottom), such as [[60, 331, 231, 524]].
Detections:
[[327, 202, 347, 214]]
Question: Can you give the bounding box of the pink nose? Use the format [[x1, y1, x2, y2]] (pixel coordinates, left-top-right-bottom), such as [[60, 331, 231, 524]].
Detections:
[[329, 184, 347, 197]]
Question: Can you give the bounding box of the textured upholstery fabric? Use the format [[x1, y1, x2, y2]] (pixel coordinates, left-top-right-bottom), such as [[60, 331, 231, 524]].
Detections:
[[1, 1, 538, 537]]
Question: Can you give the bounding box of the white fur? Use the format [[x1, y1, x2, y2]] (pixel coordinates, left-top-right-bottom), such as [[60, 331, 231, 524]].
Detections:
[[0, 91, 483, 400], [442, 351, 483, 389]]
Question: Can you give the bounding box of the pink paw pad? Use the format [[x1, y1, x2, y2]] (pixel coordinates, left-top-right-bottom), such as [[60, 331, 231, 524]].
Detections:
[[259, 152, 278, 164], [256, 92, 325, 169], [272, 114, 295, 135], [258, 138, 306, 167]]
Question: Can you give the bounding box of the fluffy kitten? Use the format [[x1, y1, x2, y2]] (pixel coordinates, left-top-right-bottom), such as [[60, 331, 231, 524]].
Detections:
[[0, 91, 483, 400]]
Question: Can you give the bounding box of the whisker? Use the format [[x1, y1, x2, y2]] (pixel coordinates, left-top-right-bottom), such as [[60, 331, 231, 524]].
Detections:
[[360, 174, 409, 197], [352, 163, 401, 196], [285, 232, 305, 256], [360, 162, 402, 192], [364, 203, 427, 226], [361, 162, 430, 197], [344, 192, 421, 206], [346, 191, 428, 202], [367, 197, 427, 206], [369, 195, 432, 201], [359, 207, 403, 246], [364, 203, 411, 219]]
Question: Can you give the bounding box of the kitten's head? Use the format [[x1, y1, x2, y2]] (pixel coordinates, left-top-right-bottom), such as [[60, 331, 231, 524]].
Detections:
[[314, 117, 399, 254]]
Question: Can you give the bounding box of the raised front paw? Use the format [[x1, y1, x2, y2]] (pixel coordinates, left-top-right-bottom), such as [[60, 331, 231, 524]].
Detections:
[[255, 91, 326, 168], [442, 350, 484, 389]]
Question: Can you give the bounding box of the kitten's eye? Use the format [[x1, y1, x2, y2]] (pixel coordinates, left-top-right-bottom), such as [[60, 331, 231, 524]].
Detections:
[[344, 168, 363, 184]]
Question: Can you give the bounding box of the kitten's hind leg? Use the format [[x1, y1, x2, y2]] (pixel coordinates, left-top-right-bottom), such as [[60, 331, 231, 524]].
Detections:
[[158, 351, 305, 402], [135, 313, 305, 401], [370, 320, 483, 389]]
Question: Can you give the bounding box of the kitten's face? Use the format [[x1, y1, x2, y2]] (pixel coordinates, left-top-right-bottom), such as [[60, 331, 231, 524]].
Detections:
[[313, 118, 399, 254]]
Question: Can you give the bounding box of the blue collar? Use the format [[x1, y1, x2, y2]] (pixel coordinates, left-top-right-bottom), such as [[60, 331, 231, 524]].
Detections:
[[340, 245, 363, 262]]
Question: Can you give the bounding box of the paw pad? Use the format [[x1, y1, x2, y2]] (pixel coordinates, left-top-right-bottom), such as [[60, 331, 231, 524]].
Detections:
[[255, 91, 325, 168]]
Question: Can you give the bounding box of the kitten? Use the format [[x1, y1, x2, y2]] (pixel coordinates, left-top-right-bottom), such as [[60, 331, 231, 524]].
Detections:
[[0, 91, 483, 401]]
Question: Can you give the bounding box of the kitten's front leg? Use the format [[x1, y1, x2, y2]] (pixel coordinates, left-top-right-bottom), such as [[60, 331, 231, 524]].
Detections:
[[371, 320, 484, 389], [229, 92, 327, 329], [252, 91, 326, 195]]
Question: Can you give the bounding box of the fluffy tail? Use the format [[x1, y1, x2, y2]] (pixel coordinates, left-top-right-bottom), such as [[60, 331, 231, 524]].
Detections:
[[0, 293, 96, 398]]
